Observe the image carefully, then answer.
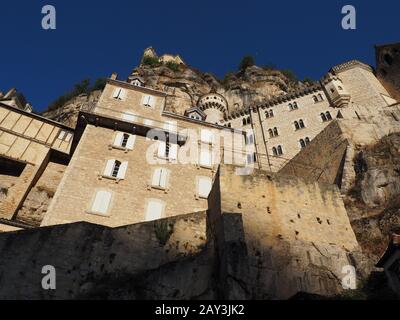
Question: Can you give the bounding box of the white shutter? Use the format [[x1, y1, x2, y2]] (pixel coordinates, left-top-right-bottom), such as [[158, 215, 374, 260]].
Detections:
[[145, 200, 163, 221], [104, 160, 115, 176], [58, 130, 66, 140], [201, 130, 213, 144], [119, 89, 127, 100], [117, 161, 128, 180], [152, 168, 162, 187], [114, 132, 124, 147], [112, 88, 121, 99], [92, 190, 111, 214], [198, 177, 212, 198], [200, 149, 212, 167], [122, 112, 136, 122], [126, 135, 136, 150], [142, 94, 151, 106], [148, 95, 156, 107], [158, 141, 166, 158], [169, 144, 178, 161], [159, 168, 168, 188]]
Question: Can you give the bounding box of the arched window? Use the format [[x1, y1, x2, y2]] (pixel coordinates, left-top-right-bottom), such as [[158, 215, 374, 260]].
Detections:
[[313, 95, 318, 103], [268, 129, 273, 138], [242, 118, 246, 126], [265, 111, 270, 118], [272, 147, 277, 156], [273, 127, 278, 136], [293, 102, 298, 110], [299, 119, 305, 128], [277, 146, 283, 155], [294, 121, 300, 130], [299, 139, 306, 148], [321, 113, 327, 122], [305, 137, 310, 144], [289, 103, 293, 111], [318, 94, 324, 101], [326, 111, 332, 120], [246, 117, 251, 125], [269, 109, 274, 117]]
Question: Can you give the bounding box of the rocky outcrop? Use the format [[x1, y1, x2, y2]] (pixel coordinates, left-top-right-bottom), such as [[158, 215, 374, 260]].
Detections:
[[42, 59, 308, 127], [344, 133, 400, 257], [42, 90, 101, 127]]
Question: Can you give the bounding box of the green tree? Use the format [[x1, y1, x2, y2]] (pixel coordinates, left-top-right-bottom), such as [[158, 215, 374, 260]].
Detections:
[[239, 55, 255, 72], [92, 78, 107, 91], [281, 69, 298, 83]]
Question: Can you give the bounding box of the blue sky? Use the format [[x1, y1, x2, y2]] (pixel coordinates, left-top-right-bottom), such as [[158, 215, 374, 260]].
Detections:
[[0, 0, 398, 112]]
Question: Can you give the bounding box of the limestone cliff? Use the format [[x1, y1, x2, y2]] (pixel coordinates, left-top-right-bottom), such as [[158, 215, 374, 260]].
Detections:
[[344, 133, 400, 257], [42, 59, 309, 127]]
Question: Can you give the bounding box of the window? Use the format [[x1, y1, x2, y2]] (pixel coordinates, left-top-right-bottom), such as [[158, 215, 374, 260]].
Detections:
[[242, 116, 251, 126], [268, 127, 279, 138], [246, 134, 254, 145], [247, 152, 257, 164], [265, 109, 274, 118], [145, 199, 165, 221], [197, 176, 212, 199], [305, 137, 310, 144], [294, 121, 300, 130], [300, 139, 306, 148], [152, 168, 169, 189], [338, 86, 343, 91], [321, 113, 328, 122], [289, 102, 298, 110], [91, 190, 112, 215], [384, 53, 393, 66], [157, 139, 178, 161], [313, 95, 318, 103], [199, 148, 212, 167], [113, 132, 135, 150], [299, 120, 305, 128], [103, 159, 128, 179], [318, 94, 324, 101], [272, 146, 283, 156], [142, 94, 155, 107], [58, 130, 66, 140], [190, 114, 201, 120], [112, 88, 126, 100], [325, 111, 332, 121], [122, 111, 137, 122], [200, 129, 213, 144]]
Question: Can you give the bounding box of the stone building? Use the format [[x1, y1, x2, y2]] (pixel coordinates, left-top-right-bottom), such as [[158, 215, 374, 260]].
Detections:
[[0, 43, 399, 299]]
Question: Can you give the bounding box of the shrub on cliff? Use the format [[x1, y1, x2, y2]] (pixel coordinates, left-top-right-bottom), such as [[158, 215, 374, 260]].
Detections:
[[142, 56, 161, 67], [239, 55, 255, 72], [44, 77, 106, 113]]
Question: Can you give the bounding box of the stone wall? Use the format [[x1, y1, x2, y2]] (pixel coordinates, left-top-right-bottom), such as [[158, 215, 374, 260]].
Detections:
[[0, 211, 213, 299], [209, 165, 361, 299]]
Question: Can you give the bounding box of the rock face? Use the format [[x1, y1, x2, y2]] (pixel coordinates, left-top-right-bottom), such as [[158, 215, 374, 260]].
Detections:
[[41, 90, 102, 128], [132, 63, 307, 116], [42, 62, 308, 127], [344, 133, 400, 257]]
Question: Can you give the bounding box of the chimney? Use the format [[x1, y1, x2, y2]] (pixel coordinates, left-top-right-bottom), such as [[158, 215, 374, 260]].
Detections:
[[110, 72, 118, 80], [4, 88, 16, 99]]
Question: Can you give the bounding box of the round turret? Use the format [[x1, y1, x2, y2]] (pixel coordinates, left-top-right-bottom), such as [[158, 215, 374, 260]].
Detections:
[[198, 93, 228, 124]]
